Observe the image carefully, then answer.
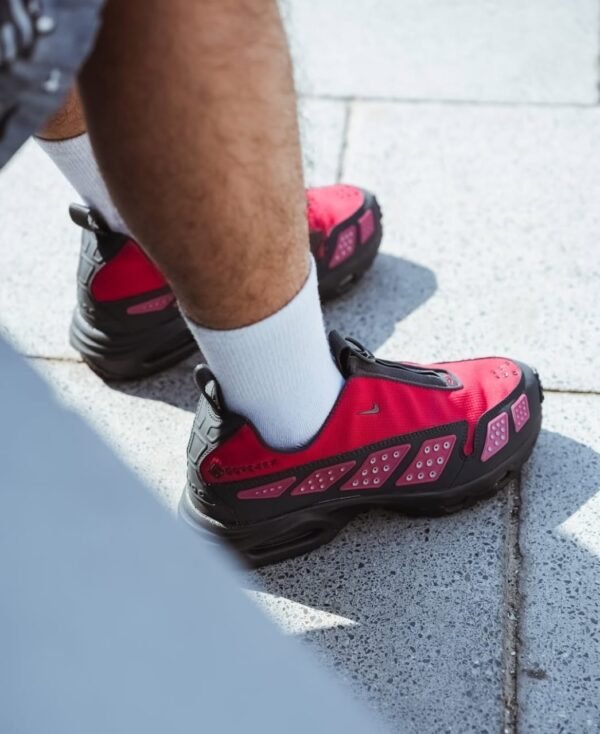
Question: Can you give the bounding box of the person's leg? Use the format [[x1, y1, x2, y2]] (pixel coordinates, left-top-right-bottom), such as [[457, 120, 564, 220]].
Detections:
[[34, 68, 383, 383], [37, 86, 86, 140], [79, 0, 343, 447], [80, 0, 308, 328]]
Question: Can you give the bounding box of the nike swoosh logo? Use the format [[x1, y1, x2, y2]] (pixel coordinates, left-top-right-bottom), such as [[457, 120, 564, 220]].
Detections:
[[358, 403, 380, 415]]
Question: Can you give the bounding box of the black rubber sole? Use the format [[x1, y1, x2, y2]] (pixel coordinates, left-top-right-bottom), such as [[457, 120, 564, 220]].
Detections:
[[317, 192, 383, 302], [179, 427, 539, 568], [180, 409, 542, 569], [69, 306, 197, 381]]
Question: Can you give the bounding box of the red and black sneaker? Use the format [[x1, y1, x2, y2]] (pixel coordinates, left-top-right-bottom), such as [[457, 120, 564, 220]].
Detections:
[[69, 185, 382, 380], [68, 204, 193, 381], [180, 332, 543, 567], [308, 184, 382, 299]]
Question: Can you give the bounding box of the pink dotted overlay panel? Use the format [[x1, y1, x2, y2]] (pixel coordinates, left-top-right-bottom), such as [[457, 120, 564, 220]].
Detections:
[[291, 461, 356, 496], [341, 445, 410, 491], [481, 412, 509, 462], [127, 293, 175, 315], [397, 435, 457, 486], [358, 209, 375, 244], [237, 476, 296, 501], [329, 226, 357, 268], [511, 394, 530, 433]]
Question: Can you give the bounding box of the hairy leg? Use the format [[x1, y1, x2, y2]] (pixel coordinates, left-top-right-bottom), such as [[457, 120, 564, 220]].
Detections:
[[79, 0, 309, 329], [37, 86, 86, 140]]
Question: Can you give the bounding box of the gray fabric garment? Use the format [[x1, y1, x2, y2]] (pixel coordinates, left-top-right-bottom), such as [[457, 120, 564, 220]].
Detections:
[[0, 0, 103, 169], [0, 336, 381, 734]]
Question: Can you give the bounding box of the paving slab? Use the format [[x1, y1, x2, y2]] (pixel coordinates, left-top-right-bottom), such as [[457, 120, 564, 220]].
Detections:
[[284, 0, 599, 105], [299, 98, 347, 186], [343, 102, 600, 392], [0, 142, 80, 359], [519, 392, 600, 732], [0, 99, 346, 358], [32, 357, 511, 732], [251, 494, 510, 733]]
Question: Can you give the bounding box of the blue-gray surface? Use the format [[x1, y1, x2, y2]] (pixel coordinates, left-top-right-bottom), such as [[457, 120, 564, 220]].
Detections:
[[0, 337, 379, 734], [1, 1, 600, 732]]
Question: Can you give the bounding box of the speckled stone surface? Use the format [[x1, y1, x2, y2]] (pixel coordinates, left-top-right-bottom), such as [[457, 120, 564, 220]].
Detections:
[[284, 0, 599, 104], [342, 103, 600, 392], [299, 98, 347, 187], [519, 393, 600, 732], [0, 142, 80, 359], [251, 496, 509, 733]]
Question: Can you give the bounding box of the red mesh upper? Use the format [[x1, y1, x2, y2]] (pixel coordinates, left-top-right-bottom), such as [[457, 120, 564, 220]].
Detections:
[[90, 240, 168, 302], [306, 185, 365, 237], [200, 357, 522, 484]]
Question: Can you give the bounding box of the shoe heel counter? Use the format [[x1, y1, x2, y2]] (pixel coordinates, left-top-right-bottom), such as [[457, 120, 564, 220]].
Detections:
[[186, 390, 241, 523], [75, 228, 122, 321], [75, 228, 102, 315], [186, 394, 216, 501]]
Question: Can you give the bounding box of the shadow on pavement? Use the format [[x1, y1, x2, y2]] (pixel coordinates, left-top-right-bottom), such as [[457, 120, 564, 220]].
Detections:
[[323, 252, 437, 351]]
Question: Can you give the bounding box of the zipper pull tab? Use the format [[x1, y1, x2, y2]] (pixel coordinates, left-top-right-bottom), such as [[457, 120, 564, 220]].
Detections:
[[194, 364, 223, 414], [345, 337, 377, 363]]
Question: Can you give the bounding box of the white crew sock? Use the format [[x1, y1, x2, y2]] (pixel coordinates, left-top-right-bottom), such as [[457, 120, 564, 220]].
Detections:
[[186, 258, 344, 449], [36, 133, 131, 236]]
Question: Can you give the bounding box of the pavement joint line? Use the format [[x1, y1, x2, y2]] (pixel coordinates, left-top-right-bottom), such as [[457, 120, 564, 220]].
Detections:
[[501, 478, 523, 734], [335, 101, 352, 184], [21, 356, 600, 398], [300, 93, 599, 111], [24, 354, 82, 365], [542, 387, 600, 397]]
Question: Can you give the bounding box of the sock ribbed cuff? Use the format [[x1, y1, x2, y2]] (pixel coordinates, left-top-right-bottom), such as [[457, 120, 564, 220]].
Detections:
[[36, 133, 130, 236]]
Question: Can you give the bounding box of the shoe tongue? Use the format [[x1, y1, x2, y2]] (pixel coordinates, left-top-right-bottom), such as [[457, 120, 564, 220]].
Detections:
[[329, 330, 461, 389]]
